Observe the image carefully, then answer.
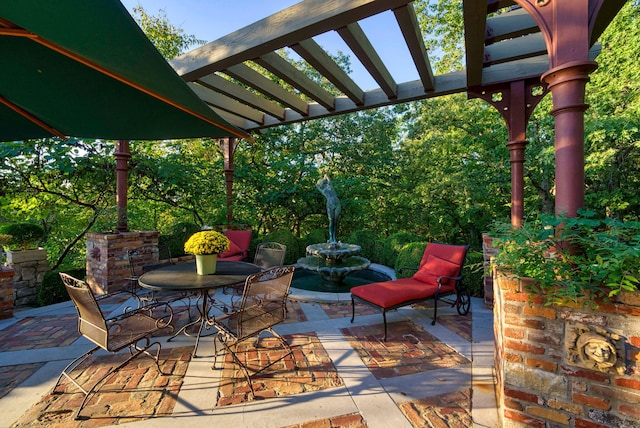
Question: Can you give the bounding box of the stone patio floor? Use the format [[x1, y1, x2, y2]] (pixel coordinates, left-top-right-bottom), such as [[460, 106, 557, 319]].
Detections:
[[0, 285, 497, 428]]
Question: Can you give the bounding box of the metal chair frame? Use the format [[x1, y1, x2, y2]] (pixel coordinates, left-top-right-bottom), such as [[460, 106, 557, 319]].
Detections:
[[253, 241, 287, 270], [54, 273, 174, 420], [208, 265, 295, 398]]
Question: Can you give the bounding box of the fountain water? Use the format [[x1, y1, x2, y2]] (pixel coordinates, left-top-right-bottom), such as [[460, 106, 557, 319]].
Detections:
[[294, 176, 373, 291]]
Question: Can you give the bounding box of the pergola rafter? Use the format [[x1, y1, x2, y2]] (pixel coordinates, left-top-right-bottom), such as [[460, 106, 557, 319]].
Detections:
[[166, 0, 628, 224]]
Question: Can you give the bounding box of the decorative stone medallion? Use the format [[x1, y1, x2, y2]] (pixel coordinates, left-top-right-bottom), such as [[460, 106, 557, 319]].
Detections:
[[565, 323, 626, 375]]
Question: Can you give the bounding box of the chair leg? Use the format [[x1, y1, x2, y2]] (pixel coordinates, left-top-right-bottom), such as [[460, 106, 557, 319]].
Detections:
[[382, 310, 388, 341], [53, 345, 101, 395], [350, 297, 356, 323], [57, 338, 163, 420], [432, 294, 439, 325]]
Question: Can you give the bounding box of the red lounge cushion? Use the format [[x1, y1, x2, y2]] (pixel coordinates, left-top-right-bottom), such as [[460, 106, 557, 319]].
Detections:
[[351, 278, 439, 308], [219, 240, 242, 258], [413, 254, 460, 286]]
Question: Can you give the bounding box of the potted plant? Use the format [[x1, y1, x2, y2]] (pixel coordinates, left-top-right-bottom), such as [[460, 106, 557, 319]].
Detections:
[[184, 230, 230, 275], [489, 209, 640, 306], [0, 223, 47, 265], [0, 223, 45, 251]]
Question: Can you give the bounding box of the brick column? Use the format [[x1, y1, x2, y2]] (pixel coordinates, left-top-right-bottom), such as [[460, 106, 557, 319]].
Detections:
[[0, 268, 15, 319]]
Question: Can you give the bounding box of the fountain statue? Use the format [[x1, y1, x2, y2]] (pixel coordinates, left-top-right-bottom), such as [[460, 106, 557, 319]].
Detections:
[[296, 175, 371, 290]]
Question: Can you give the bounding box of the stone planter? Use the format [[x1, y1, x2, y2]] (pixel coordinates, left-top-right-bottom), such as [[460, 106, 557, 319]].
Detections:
[[3, 248, 49, 307]]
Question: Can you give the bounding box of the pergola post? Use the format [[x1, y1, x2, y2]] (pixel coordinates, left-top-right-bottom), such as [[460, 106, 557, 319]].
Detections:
[[219, 137, 239, 223], [114, 139, 131, 232], [517, 0, 603, 217], [469, 79, 547, 227]]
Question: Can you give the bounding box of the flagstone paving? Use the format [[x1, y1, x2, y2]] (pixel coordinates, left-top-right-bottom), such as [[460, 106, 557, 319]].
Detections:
[[0, 289, 496, 428]]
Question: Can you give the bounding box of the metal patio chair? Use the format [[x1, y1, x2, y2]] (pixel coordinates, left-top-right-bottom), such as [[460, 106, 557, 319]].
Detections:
[[208, 265, 296, 398], [54, 273, 174, 420], [253, 241, 287, 270]]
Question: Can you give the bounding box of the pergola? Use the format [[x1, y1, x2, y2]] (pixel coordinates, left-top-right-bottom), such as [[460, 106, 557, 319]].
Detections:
[[168, 0, 627, 227]]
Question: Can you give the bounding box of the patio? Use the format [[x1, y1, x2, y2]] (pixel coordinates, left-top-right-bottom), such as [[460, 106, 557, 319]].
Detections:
[[0, 284, 496, 427]]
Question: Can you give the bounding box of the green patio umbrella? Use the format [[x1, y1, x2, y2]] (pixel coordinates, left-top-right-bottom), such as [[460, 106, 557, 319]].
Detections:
[[0, 0, 251, 142]]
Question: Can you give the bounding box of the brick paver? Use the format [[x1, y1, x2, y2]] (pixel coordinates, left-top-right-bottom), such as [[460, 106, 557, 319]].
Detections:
[[398, 388, 472, 428], [216, 332, 342, 407], [0, 314, 79, 352], [320, 301, 379, 319], [11, 346, 191, 428], [0, 362, 45, 399], [341, 321, 471, 379], [435, 314, 472, 342], [282, 412, 368, 428]]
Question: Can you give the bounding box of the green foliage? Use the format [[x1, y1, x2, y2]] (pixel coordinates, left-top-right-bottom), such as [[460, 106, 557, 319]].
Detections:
[[262, 230, 302, 265], [0, 223, 45, 250], [166, 222, 201, 257], [490, 210, 640, 306], [395, 241, 429, 277], [131, 7, 205, 59], [461, 251, 484, 298], [342, 230, 380, 262], [38, 268, 85, 307], [302, 229, 328, 249]]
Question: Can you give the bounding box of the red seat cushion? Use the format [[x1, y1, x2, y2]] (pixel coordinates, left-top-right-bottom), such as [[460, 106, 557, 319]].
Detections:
[[219, 240, 242, 258], [413, 254, 461, 285], [351, 278, 439, 308]]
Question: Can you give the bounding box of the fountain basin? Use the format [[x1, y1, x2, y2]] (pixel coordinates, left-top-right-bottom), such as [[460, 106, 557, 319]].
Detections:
[[306, 243, 362, 262], [291, 264, 392, 293]]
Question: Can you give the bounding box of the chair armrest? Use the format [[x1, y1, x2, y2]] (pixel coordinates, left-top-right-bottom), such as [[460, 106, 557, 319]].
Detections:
[[107, 301, 174, 326], [398, 266, 419, 278], [436, 274, 463, 286]]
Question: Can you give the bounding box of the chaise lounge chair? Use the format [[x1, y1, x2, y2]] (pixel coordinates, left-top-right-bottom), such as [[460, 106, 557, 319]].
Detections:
[[350, 242, 470, 341]]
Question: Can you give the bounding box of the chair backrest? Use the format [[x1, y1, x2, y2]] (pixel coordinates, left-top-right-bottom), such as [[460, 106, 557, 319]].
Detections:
[[128, 245, 173, 275], [253, 242, 286, 269], [236, 265, 295, 339], [59, 273, 109, 349], [413, 243, 469, 286]]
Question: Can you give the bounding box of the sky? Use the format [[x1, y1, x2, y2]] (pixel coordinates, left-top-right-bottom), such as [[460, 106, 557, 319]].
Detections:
[[120, 0, 419, 91]]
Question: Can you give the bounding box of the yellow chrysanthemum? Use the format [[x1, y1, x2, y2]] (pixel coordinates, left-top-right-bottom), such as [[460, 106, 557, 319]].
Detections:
[[184, 231, 230, 255]]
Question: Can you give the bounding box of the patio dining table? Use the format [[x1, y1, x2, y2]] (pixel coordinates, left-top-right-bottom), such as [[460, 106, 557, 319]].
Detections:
[[138, 261, 261, 357]]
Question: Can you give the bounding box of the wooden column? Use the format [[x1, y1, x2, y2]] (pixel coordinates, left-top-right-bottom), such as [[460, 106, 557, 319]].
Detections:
[[517, 0, 605, 217], [114, 140, 131, 232], [218, 137, 239, 223], [469, 79, 547, 227]]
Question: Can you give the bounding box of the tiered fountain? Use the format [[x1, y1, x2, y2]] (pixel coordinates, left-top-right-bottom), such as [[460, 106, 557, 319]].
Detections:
[[295, 175, 372, 291]]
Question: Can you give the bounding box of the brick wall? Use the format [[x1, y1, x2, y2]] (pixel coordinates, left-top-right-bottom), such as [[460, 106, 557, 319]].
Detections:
[[494, 271, 640, 427], [86, 231, 159, 295], [0, 268, 15, 319]]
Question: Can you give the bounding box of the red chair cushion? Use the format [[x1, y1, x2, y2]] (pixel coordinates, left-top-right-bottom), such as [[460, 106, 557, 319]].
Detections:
[[224, 230, 251, 252], [351, 278, 439, 308], [413, 254, 461, 285], [219, 240, 242, 258]]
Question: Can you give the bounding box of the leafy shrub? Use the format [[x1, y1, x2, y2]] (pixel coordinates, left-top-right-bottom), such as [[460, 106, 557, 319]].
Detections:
[[462, 250, 484, 297], [262, 229, 302, 264], [0, 222, 45, 250], [38, 268, 85, 307], [490, 209, 640, 305], [302, 229, 328, 249], [342, 230, 380, 261], [165, 222, 200, 257], [394, 241, 428, 277]]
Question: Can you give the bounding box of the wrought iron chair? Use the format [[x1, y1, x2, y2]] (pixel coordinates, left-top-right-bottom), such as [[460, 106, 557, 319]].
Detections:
[[208, 265, 296, 398], [351, 242, 470, 341], [253, 241, 287, 270], [54, 273, 174, 420]]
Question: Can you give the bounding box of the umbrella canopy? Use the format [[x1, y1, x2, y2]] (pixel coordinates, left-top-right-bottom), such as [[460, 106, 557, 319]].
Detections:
[[0, 0, 252, 142]]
